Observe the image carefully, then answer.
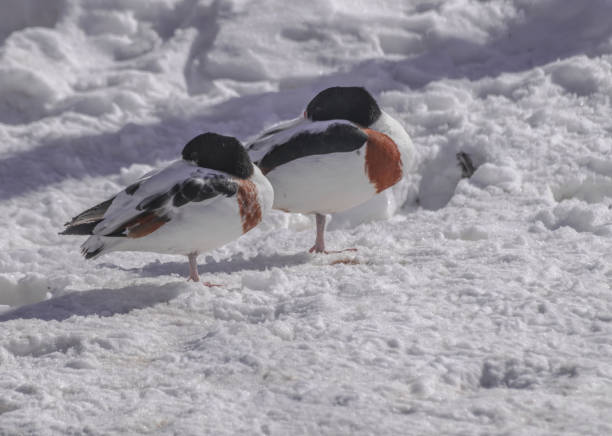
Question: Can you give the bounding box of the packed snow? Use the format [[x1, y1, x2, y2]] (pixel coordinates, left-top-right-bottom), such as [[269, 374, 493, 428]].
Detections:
[[1, 0, 612, 434]]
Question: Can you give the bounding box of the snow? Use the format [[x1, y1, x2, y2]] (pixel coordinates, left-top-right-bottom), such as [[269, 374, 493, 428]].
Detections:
[[1, 0, 612, 434]]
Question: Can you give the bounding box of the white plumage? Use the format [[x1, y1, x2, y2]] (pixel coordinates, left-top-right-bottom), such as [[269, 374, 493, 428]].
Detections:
[[82, 163, 272, 256], [62, 133, 273, 281], [246, 86, 414, 253]]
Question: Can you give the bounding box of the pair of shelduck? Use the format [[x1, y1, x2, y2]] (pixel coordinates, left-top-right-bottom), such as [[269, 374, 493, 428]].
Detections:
[[61, 87, 415, 281]]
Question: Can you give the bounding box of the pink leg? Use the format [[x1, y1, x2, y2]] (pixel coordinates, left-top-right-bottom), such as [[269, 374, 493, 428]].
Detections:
[[309, 213, 327, 253], [308, 213, 358, 254], [187, 252, 200, 282]]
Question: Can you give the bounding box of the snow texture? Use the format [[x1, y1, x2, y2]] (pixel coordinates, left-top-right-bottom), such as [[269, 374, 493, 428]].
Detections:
[[1, 0, 612, 435]]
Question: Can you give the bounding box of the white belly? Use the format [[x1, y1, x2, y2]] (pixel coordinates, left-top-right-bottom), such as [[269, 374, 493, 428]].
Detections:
[[110, 197, 245, 255], [266, 148, 377, 214]]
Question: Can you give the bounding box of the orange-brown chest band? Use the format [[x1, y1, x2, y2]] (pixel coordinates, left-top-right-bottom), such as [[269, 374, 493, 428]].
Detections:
[[363, 128, 402, 193], [237, 180, 262, 233]]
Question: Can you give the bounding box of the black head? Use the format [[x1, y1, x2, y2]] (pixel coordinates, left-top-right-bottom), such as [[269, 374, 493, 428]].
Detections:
[[181, 133, 253, 179], [305, 86, 382, 126]]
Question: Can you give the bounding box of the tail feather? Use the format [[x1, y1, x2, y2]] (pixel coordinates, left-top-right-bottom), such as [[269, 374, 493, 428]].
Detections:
[[80, 236, 105, 260], [61, 197, 115, 236], [64, 197, 115, 227], [60, 220, 102, 235]]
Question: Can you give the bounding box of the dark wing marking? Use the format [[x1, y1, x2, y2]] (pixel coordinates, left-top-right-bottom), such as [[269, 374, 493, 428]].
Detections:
[[64, 197, 115, 225], [62, 174, 152, 235], [125, 182, 140, 195], [60, 197, 115, 235], [172, 175, 238, 207], [60, 222, 101, 235], [62, 172, 239, 239], [106, 174, 238, 238], [136, 184, 180, 211], [256, 123, 367, 174]]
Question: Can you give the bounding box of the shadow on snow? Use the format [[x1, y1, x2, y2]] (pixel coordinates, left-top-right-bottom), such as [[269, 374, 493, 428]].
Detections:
[[0, 251, 310, 322], [0, 283, 183, 322], [105, 251, 311, 277]]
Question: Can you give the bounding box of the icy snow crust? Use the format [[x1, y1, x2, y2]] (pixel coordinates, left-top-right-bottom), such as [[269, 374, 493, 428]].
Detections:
[[1, 0, 612, 434]]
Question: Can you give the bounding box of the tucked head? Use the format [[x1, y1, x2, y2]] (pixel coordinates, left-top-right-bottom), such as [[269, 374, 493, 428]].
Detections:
[[182, 133, 253, 179], [305, 86, 382, 126]]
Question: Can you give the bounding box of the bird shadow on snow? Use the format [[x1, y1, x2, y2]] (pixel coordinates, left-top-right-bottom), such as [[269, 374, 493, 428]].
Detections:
[[105, 251, 311, 278], [0, 252, 309, 322], [2, 0, 610, 201], [0, 283, 183, 322]]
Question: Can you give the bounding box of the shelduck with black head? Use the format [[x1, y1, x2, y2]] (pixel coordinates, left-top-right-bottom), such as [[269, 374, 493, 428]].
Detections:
[[247, 86, 414, 253]]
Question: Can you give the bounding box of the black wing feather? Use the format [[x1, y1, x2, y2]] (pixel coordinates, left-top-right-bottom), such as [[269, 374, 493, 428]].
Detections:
[[108, 174, 238, 237], [256, 123, 367, 174], [60, 197, 116, 235], [172, 175, 237, 208], [61, 173, 238, 238]]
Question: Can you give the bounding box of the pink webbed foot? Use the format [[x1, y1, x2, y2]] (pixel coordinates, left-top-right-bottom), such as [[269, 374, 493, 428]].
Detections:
[[309, 243, 326, 254], [308, 213, 357, 254]]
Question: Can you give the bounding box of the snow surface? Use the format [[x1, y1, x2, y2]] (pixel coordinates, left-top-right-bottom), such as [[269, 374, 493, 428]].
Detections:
[[1, 0, 612, 434]]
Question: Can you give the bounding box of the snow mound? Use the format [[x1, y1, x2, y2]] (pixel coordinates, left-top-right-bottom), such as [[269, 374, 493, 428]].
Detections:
[[0, 274, 50, 307], [534, 200, 612, 236], [552, 175, 612, 204], [470, 162, 522, 193]]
